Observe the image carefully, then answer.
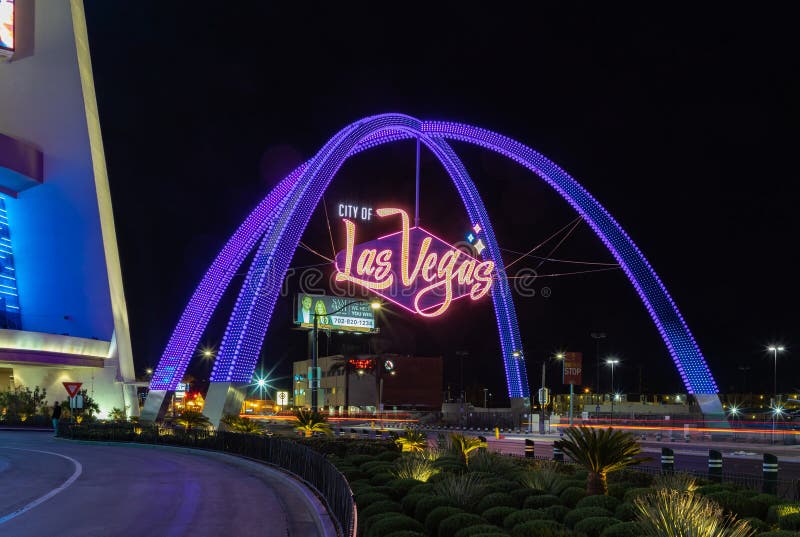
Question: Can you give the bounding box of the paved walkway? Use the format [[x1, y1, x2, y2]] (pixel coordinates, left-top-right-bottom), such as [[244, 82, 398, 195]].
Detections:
[[0, 431, 336, 537]]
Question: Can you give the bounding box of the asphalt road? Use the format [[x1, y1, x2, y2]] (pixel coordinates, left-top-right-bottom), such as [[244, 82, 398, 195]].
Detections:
[[0, 431, 334, 537]]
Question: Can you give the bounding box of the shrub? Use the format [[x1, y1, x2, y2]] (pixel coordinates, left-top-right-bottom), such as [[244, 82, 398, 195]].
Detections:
[[599, 521, 643, 537], [366, 514, 424, 537], [393, 454, 440, 482], [384, 532, 425, 537], [363, 512, 403, 536], [560, 487, 587, 507], [401, 493, 430, 515], [522, 494, 562, 510], [518, 469, 567, 495], [347, 454, 377, 467], [356, 492, 391, 510], [706, 492, 762, 518], [510, 519, 568, 537], [613, 502, 637, 522], [482, 479, 519, 495], [607, 483, 627, 500], [563, 507, 613, 529], [634, 489, 755, 537], [779, 512, 800, 530], [607, 469, 653, 487], [377, 450, 402, 462], [622, 487, 651, 504], [438, 513, 486, 537], [767, 504, 800, 524], [511, 488, 545, 507], [544, 505, 570, 522], [414, 495, 456, 522], [757, 532, 800, 537], [362, 460, 394, 474], [503, 509, 552, 531], [652, 471, 699, 493], [369, 472, 394, 486], [360, 500, 402, 522], [476, 493, 516, 513], [343, 469, 368, 481], [425, 506, 464, 536], [751, 494, 783, 517], [408, 483, 435, 496], [576, 495, 621, 511], [433, 473, 489, 509], [696, 484, 730, 496], [481, 506, 516, 526], [469, 451, 519, 477], [389, 478, 422, 497], [742, 517, 769, 532], [453, 524, 507, 537], [574, 517, 619, 537]]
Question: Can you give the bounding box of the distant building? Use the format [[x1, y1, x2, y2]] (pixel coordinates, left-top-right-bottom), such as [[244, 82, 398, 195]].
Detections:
[[292, 354, 442, 413]]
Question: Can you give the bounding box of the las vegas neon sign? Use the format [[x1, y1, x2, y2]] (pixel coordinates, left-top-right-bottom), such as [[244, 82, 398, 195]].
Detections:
[[335, 208, 495, 317]]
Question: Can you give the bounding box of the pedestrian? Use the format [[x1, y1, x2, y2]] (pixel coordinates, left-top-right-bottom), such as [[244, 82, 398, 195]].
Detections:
[[51, 401, 62, 436]]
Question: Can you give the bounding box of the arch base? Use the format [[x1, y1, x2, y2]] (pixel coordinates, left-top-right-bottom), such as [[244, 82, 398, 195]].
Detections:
[[140, 389, 171, 422], [202, 382, 248, 429]]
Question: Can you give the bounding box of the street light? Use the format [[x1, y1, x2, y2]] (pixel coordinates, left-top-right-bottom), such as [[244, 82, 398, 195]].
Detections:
[[606, 358, 619, 424], [554, 353, 574, 426], [310, 299, 381, 412], [767, 345, 785, 400], [591, 332, 607, 394]]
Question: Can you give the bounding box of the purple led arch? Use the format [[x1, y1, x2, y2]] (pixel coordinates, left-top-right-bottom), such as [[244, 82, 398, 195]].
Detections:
[[148, 113, 718, 405]]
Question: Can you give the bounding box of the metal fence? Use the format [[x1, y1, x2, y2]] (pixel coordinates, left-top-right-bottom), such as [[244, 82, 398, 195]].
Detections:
[[60, 423, 355, 537]]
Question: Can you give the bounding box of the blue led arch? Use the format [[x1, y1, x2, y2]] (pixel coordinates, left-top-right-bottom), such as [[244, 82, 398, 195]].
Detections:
[[147, 113, 719, 412]]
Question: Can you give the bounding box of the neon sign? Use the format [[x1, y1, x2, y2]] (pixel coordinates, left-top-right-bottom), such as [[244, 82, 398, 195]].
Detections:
[[335, 208, 495, 317]]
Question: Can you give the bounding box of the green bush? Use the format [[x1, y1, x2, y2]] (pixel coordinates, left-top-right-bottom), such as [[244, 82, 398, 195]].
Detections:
[[607, 469, 652, 487], [606, 483, 627, 500], [476, 493, 516, 513], [356, 492, 391, 510], [360, 500, 402, 522], [348, 454, 379, 466], [622, 487, 651, 504], [613, 502, 637, 522], [414, 495, 456, 522], [438, 513, 486, 537], [363, 512, 404, 536], [523, 494, 562, 509], [401, 493, 430, 515], [425, 506, 464, 536], [756, 532, 800, 537], [453, 524, 508, 537], [563, 507, 613, 529], [389, 478, 422, 497], [767, 503, 800, 524], [408, 483, 435, 496], [742, 517, 770, 532], [576, 495, 621, 511], [573, 517, 619, 537], [779, 512, 800, 530], [297, 437, 400, 457], [511, 488, 544, 507], [695, 484, 729, 496], [481, 506, 516, 526], [377, 450, 402, 462], [503, 509, 552, 531], [343, 469, 369, 481], [483, 479, 519, 495], [369, 472, 394, 486], [750, 494, 783, 520], [599, 521, 643, 537], [510, 519, 570, 537], [560, 487, 587, 507], [544, 505, 570, 522], [705, 491, 761, 518], [366, 514, 424, 537], [384, 531, 425, 537], [349, 480, 372, 494], [362, 460, 394, 474]]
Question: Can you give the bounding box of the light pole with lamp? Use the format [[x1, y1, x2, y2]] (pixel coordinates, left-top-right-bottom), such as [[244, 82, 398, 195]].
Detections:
[[591, 332, 606, 395], [513, 350, 536, 433], [310, 299, 381, 413], [606, 358, 619, 424], [768, 345, 785, 444]]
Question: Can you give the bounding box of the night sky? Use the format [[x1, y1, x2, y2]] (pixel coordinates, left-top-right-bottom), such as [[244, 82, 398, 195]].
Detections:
[[82, 3, 798, 403]]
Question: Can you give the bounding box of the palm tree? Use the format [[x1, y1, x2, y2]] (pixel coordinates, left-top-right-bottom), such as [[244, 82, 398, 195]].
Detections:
[[175, 410, 212, 430], [555, 426, 644, 495], [220, 414, 265, 434], [294, 409, 332, 437], [448, 433, 487, 465], [394, 428, 428, 452]]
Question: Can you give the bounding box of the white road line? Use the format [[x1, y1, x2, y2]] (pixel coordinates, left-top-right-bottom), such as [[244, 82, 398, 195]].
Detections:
[[0, 448, 83, 525]]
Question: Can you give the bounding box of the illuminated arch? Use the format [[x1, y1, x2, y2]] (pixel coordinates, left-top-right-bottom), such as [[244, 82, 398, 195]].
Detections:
[[144, 114, 721, 419]]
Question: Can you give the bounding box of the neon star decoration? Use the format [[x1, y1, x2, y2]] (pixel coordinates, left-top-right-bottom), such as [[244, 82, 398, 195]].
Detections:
[[335, 207, 495, 317], [144, 113, 722, 421]]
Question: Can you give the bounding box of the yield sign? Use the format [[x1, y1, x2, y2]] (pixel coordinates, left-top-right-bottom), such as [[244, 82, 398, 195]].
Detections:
[[62, 382, 82, 398]]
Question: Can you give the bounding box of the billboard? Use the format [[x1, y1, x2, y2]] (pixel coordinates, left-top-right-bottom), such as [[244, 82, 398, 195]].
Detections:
[[0, 0, 13, 52], [295, 293, 376, 332], [562, 352, 583, 385]]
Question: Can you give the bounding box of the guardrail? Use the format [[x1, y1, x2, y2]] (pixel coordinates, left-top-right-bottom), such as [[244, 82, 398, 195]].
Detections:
[[59, 423, 355, 537]]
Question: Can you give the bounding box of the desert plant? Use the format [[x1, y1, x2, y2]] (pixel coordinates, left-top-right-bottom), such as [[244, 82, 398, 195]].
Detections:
[[392, 454, 440, 482], [504, 509, 553, 531], [395, 428, 428, 452], [576, 494, 621, 511], [414, 496, 456, 522], [448, 433, 487, 465], [767, 504, 800, 524], [475, 492, 515, 513], [453, 524, 506, 537], [174, 410, 212, 429], [293, 409, 332, 437], [468, 450, 519, 476], [574, 517, 620, 537], [437, 513, 486, 537], [424, 506, 464, 535], [220, 413, 265, 433], [652, 471, 699, 493], [109, 407, 127, 421], [481, 505, 516, 526], [523, 494, 562, 510], [613, 502, 638, 522], [560, 486, 587, 507], [555, 427, 644, 495], [599, 521, 643, 537], [433, 473, 489, 509], [563, 507, 614, 529], [634, 489, 755, 537], [518, 468, 567, 495], [510, 519, 569, 537], [361, 500, 402, 521], [366, 513, 424, 537], [779, 512, 800, 530]]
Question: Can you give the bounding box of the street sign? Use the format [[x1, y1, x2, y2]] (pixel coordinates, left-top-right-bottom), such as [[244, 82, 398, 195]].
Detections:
[[538, 387, 550, 405], [277, 391, 288, 406], [562, 352, 582, 385], [62, 382, 82, 398]]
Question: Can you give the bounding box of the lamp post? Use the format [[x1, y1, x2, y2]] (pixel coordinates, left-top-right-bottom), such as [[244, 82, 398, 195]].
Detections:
[[606, 358, 619, 424], [591, 332, 606, 394], [310, 299, 381, 413], [767, 345, 785, 443], [555, 353, 574, 426]]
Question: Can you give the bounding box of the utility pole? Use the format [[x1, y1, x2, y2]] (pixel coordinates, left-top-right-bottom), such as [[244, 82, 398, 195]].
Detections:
[[539, 361, 547, 434], [591, 332, 606, 394]]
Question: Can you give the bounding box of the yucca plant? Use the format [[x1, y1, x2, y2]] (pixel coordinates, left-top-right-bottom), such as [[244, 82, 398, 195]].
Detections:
[[517, 466, 568, 494], [555, 426, 644, 495], [174, 410, 212, 430], [448, 433, 487, 465], [293, 409, 332, 437], [635, 489, 755, 537], [392, 453, 440, 482], [395, 428, 428, 452], [433, 473, 488, 508], [468, 450, 518, 476], [220, 413, 265, 434], [651, 471, 698, 493]]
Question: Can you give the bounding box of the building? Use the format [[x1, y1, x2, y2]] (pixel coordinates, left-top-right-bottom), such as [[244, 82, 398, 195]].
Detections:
[[293, 354, 443, 413], [0, 2, 138, 417]]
